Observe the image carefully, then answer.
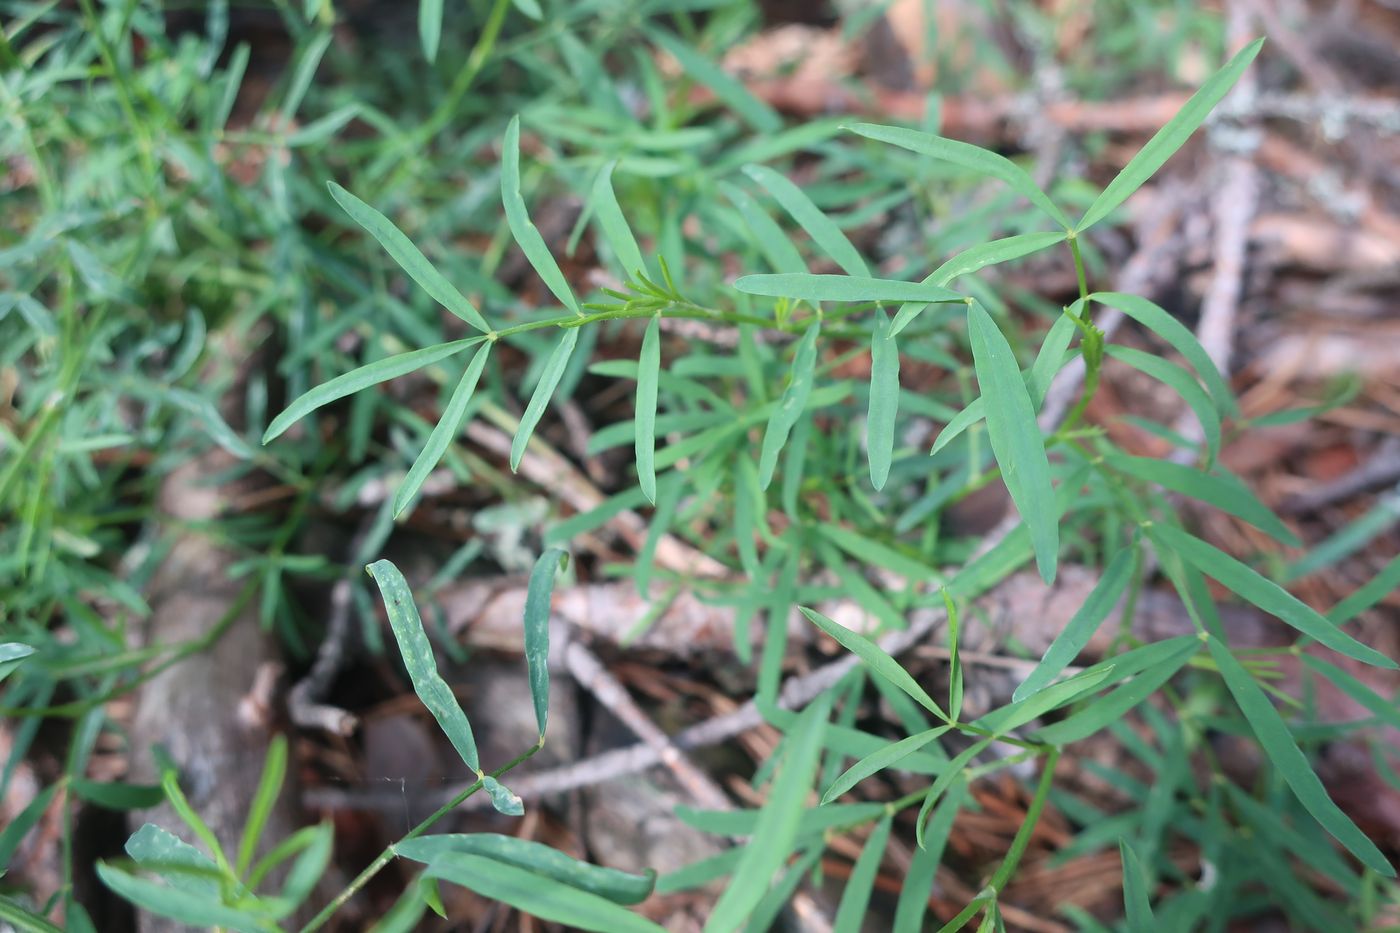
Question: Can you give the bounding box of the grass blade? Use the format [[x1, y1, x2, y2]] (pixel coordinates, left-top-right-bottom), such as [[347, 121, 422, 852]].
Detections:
[[757, 321, 820, 489], [1090, 292, 1236, 415], [736, 273, 964, 305], [1014, 547, 1134, 701], [892, 232, 1067, 336], [1149, 523, 1395, 669], [822, 726, 950, 804], [236, 734, 288, 877], [704, 694, 832, 932], [396, 833, 656, 904], [1077, 39, 1264, 232], [419, 0, 442, 62], [636, 315, 661, 504], [511, 328, 580, 471], [833, 815, 892, 933], [425, 853, 666, 932], [263, 338, 477, 444], [591, 161, 647, 279], [1104, 453, 1299, 546], [1107, 345, 1221, 465], [503, 115, 581, 316], [329, 182, 489, 333], [800, 607, 947, 721], [395, 342, 491, 518], [743, 164, 869, 277], [367, 559, 480, 772], [525, 548, 568, 739], [848, 123, 1071, 229], [1120, 840, 1155, 931], [1207, 636, 1395, 876], [645, 28, 781, 133], [967, 301, 1058, 583], [868, 309, 899, 490]]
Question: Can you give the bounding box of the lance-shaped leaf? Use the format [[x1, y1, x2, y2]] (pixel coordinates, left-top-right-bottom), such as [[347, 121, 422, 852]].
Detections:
[[503, 115, 581, 315], [644, 28, 781, 133], [822, 726, 950, 804], [1208, 636, 1394, 876], [736, 273, 964, 305], [1106, 345, 1221, 464], [1077, 39, 1264, 232], [511, 328, 580, 471], [1090, 292, 1235, 415], [419, 0, 442, 62], [867, 309, 900, 490], [718, 181, 807, 274], [396, 833, 657, 904], [95, 864, 268, 933], [1149, 523, 1396, 669], [704, 694, 832, 932], [1120, 840, 1156, 931], [1014, 547, 1135, 701], [635, 315, 661, 503], [1104, 453, 1298, 546], [834, 815, 892, 933], [424, 853, 666, 932], [263, 338, 479, 444], [743, 164, 869, 277], [891, 231, 1067, 336], [395, 342, 491, 517], [757, 321, 820, 489], [967, 300, 1058, 583], [801, 607, 947, 721], [848, 123, 1071, 229], [367, 559, 479, 772], [328, 182, 489, 333], [524, 548, 569, 739], [591, 161, 646, 278]]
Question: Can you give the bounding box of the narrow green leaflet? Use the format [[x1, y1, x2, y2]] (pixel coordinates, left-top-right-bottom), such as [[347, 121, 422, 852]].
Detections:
[[524, 548, 568, 739], [482, 776, 524, 816], [916, 738, 993, 848], [503, 115, 581, 315], [395, 342, 491, 517], [1014, 548, 1134, 701], [736, 273, 964, 305], [801, 608, 947, 721], [236, 734, 288, 876], [644, 28, 781, 133], [743, 164, 869, 277], [718, 182, 807, 274], [95, 864, 268, 933], [868, 308, 900, 490], [636, 315, 661, 503], [1106, 453, 1299, 545], [512, 0, 542, 20], [263, 338, 478, 443], [757, 321, 820, 489], [848, 123, 1072, 229], [967, 301, 1058, 583], [69, 779, 165, 811], [0, 642, 35, 686], [1107, 345, 1221, 464], [418, 0, 442, 61], [367, 559, 480, 772], [1033, 637, 1200, 745], [1329, 552, 1400, 625], [1207, 636, 1395, 876], [591, 161, 646, 278], [425, 853, 666, 932], [1120, 840, 1155, 931], [894, 780, 965, 932], [822, 726, 950, 803], [328, 183, 488, 333], [833, 816, 892, 933], [0, 894, 64, 933], [891, 232, 1068, 336], [123, 823, 221, 896], [704, 694, 832, 933], [974, 666, 1113, 736], [395, 833, 656, 904], [0, 784, 58, 867], [1149, 523, 1395, 669], [511, 327, 581, 471], [1090, 293, 1235, 415], [1304, 656, 1400, 730], [1077, 39, 1264, 232]]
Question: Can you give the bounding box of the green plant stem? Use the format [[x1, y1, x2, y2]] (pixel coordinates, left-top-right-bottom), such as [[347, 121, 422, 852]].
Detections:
[[298, 741, 543, 933], [988, 746, 1060, 891]]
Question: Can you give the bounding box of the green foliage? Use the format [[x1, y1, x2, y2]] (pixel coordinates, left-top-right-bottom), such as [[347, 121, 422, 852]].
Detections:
[[5, 3, 1397, 932]]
